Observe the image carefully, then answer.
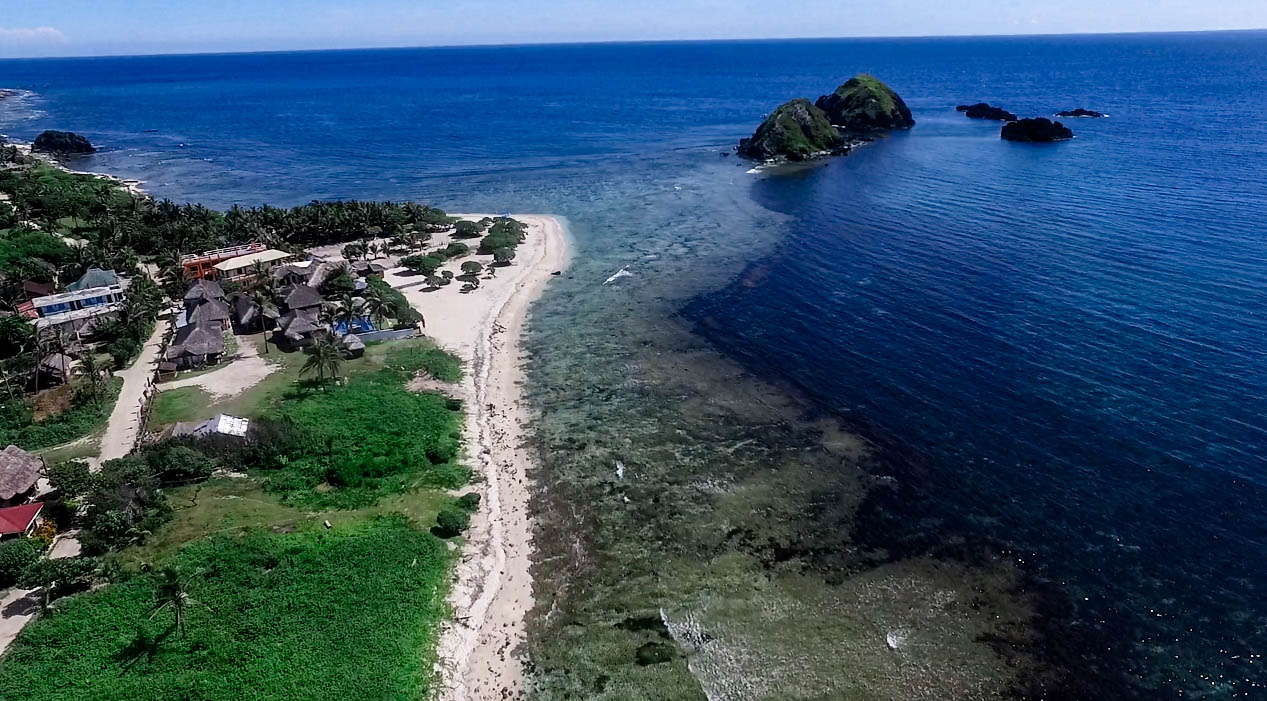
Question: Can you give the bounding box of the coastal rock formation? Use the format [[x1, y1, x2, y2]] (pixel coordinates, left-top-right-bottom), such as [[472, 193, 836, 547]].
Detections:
[[738, 74, 913, 162], [815, 74, 915, 134], [737, 98, 845, 161], [957, 102, 1018, 121], [1057, 108, 1107, 118], [32, 130, 95, 154], [1001, 118, 1074, 142]]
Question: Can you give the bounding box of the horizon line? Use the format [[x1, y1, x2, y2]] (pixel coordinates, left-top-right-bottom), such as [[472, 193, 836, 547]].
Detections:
[[0, 26, 1263, 62]]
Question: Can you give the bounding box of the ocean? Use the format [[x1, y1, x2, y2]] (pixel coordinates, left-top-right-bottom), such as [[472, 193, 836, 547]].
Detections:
[[3, 31, 1266, 699]]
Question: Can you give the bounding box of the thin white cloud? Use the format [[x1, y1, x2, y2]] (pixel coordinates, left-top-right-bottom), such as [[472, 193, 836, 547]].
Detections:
[[0, 26, 69, 45]]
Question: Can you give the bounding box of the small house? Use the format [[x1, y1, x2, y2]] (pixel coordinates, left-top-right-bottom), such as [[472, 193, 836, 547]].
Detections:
[[166, 414, 250, 440], [184, 279, 227, 308], [187, 297, 232, 330], [38, 353, 78, 385], [0, 503, 43, 540], [165, 322, 226, 369], [0, 444, 45, 506], [281, 284, 324, 312]]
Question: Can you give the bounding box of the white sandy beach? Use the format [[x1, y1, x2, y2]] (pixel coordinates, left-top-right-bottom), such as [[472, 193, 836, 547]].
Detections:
[[379, 214, 570, 700]]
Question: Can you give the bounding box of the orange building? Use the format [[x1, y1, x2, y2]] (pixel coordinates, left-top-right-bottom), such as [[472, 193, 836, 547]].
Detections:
[[181, 243, 267, 280]]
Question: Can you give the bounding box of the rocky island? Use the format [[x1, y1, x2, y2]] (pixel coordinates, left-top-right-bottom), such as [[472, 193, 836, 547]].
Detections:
[[1001, 117, 1074, 142], [957, 102, 1017, 121], [738, 73, 913, 162], [32, 130, 96, 155], [1057, 108, 1107, 118]]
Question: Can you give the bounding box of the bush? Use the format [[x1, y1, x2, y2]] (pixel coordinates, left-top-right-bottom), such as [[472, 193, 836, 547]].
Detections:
[[434, 508, 470, 538], [144, 444, 216, 484], [0, 538, 40, 587], [442, 242, 470, 258], [401, 254, 443, 276], [456, 492, 481, 511], [460, 261, 483, 276], [18, 556, 97, 602], [452, 220, 485, 239], [493, 247, 516, 265], [48, 459, 93, 497]]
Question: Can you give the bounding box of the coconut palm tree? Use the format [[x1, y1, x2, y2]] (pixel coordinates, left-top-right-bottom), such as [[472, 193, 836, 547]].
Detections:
[[150, 567, 200, 638], [249, 289, 278, 354], [361, 286, 387, 330], [78, 351, 109, 404], [300, 336, 343, 386]]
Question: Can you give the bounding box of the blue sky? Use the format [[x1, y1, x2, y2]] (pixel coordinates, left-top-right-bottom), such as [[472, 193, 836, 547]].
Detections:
[[1, 0, 1264, 58]]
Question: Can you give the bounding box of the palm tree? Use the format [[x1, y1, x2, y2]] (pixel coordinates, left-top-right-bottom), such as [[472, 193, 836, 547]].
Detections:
[[361, 286, 387, 330], [78, 351, 109, 404], [150, 567, 199, 638], [249, 289, 278, 354], [300, 336, 343, 386]]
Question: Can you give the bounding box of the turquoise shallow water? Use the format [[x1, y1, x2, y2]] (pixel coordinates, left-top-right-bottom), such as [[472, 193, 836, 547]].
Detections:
[[3, 32, 1266, 698]]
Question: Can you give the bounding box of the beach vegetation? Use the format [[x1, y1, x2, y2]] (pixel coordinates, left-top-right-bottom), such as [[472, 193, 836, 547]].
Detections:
[[493, 247, 516, 265], [0, 538, 41, 587], [452, 220, 485, 239], [434, 507, 470, 537], [456, 492, 481, 510], [0, 518, 453, 700], [460, 260, 483, 276], [442, 241, 470, 258]]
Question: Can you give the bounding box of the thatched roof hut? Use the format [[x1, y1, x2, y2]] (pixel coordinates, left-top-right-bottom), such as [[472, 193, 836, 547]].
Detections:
[[0, 445, 44, 502], [188, 297, 231, 327], [184, 278, 226, 304], [166, 322, 225, 361], [282, 284, 323, 311]]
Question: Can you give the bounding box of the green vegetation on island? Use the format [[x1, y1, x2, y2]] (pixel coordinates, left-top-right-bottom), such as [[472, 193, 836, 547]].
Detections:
[[738, 73, 915, 162]]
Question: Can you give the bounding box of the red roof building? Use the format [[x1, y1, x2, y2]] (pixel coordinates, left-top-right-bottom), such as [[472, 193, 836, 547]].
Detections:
[[0, 502, 43, 537]]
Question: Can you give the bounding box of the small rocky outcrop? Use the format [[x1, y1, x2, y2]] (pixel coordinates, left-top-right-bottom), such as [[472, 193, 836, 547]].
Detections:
[[1001, 118, 1074, 142], [737, 98, 845, 161], [956, 103, 1017, 121], [1057, 108, 1107, 118], [815, 74, 915, 134], [32, 130, 95, 154]]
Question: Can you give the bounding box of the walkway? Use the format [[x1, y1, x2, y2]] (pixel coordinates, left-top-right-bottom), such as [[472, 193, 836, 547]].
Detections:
[[96, 321, 166, 465], [161, 333, 277, 400]]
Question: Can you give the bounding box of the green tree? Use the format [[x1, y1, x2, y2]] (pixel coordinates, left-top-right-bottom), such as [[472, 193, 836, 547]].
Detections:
[[434, 508, 470, 538], [48, 459, 93, 497], [19, 556, 98, 610], [300, 336, 344, 386], [0, 539, 40, 587], [493, 247, 516, 266], [150, 567, 200, 637], [459, 261, 483, 277]]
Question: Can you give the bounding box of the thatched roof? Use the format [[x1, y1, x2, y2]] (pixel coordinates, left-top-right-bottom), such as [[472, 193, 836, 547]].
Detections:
[[0, 445, 43, 501], [340, 333, 366, 352], [39, 353, 76, 378], [188, 297, 231, 326], [283, 284, 323, 310], [278, 309, 322, 337], [184, 278, 226, 303], [167, 322, 225, 359]]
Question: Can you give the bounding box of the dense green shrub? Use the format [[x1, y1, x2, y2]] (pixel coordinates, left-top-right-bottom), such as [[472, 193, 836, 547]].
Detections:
[[452, 220, 485, 239], [442, 242, 470, 258], [0, 519, 453, 700], [144, 444, 217, 484], [434, 508, 469, 538], [0, 378, 121, 451], [18, 556, 98, 602], [367, 277, 422, 326], [0, 538, 40, 587], [456, 492, 481, 511], [47, 459, 93, 497]]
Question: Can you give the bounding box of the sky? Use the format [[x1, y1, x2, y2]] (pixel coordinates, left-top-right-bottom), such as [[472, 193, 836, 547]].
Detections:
[[0, 0, 1265, 58]]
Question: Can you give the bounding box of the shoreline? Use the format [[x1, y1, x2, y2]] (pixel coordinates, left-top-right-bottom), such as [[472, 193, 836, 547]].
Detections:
[[387, 214, 571, 700]]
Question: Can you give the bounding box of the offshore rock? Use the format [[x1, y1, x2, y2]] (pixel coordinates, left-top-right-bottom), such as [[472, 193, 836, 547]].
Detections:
[[815, 74, 915, 134], [957, 102, 1018, 121], [32, 130, 96, 154], [737, 98, 845, 161], [1001, 118, 1074, 142]]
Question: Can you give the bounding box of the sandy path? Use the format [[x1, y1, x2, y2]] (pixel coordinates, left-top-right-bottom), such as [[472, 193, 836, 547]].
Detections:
[[386, 215, 570, 700], [162, 333, 277, 400], [96, 320, 166, 465]]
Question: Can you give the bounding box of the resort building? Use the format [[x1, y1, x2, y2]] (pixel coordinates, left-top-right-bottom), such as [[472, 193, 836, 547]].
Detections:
[[181, 243, 266, 280], [0, 502, 43, 540], [212, 248, 293, 283], [28, 277, 131, 336], [165, 321, 226, 370]]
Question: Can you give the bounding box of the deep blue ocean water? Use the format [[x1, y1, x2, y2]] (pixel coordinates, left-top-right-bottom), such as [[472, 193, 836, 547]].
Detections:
[[3, 32, 1266, 698]]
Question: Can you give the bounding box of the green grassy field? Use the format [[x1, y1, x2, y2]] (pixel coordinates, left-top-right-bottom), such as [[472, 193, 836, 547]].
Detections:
[[0, 516, 453, 701], [0, 335, 470, 699]]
